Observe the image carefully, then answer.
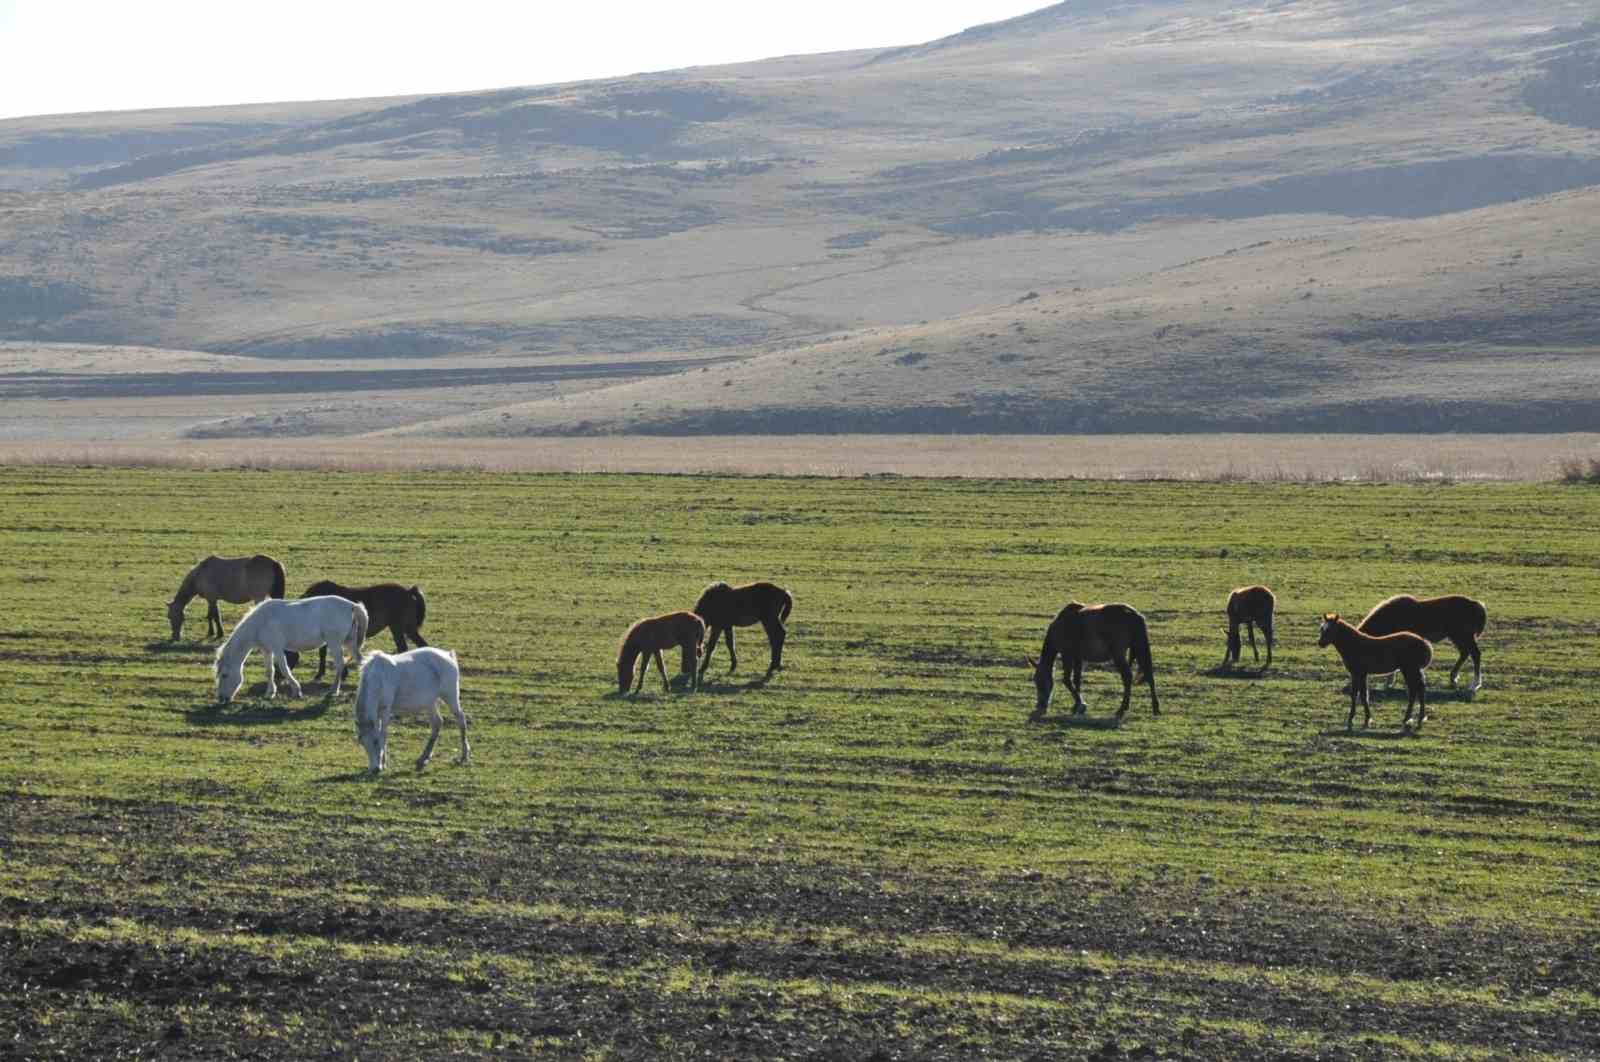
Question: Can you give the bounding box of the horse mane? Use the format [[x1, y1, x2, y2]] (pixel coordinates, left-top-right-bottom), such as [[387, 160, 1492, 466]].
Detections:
[[617, 618, 648, 661], [214, 598, 272, 670], [304, 579, 340, 597]]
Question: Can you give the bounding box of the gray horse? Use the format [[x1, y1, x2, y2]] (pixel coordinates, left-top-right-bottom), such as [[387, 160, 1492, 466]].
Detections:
[[167, 554, 286, 640]]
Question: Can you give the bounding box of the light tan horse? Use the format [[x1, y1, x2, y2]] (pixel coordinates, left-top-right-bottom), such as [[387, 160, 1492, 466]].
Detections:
[[1222, 585, 1275, 671], [1319, 613, 1433, 732], [1357, 594, 1486, 692], [618, 611, 707, 695], [168, 554, 286, 641]]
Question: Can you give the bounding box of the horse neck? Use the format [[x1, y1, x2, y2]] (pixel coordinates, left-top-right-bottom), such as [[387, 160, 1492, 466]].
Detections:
[[618, 638, 642, 669], [1326, 621, 1368, 660], [173, 571, 199, 606]]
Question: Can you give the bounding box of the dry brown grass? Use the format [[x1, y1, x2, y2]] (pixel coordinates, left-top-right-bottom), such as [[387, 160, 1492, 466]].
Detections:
[[2, 433, 1593, 481]]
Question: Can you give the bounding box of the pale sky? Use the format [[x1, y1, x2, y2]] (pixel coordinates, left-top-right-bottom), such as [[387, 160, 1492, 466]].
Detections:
[[0, 1, 1052, 121]]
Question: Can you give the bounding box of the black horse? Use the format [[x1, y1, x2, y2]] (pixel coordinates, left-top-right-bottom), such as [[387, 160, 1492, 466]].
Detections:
[[1029, 602, 1159, 720], [693, 581, 793, 681], [285, 581, 428, 680]]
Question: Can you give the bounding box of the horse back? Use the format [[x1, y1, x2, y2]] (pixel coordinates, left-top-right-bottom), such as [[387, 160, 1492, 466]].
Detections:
[[1355, 629, 1433, 673], [1228, 586, 1274, 623], [1051, 602, 1143, 662], [1362, 593, 1484, 640]]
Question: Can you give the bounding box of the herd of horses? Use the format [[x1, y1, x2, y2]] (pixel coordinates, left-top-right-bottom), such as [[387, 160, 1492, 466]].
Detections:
[[167, 555, 1488, 774]]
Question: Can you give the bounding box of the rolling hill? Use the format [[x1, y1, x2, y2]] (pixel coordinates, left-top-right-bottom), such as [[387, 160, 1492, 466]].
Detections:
[[2, 0, 1598, 437]]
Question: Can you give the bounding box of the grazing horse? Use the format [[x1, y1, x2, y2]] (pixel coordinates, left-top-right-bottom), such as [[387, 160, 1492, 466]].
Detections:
[[1029, 602, 1159, 720], [353, 648, 469, 774], [1222, 585, 1276, 671], [167, 554, 286, 641], [618, 611, 706, 695], [693, 581, 793, 681], [214, 597, 368, 704], [1358, 594, 1486, 691], [1320, 612, 1433, 732], [288, 581, 428, 680]]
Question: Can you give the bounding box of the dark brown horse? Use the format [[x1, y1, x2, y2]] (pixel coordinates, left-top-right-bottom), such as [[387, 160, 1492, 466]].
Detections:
[[618, 611, 706, 695], [167, 554, 286, 640], [1029, 602, 1159, 720], [286, 581, 428, 680], [1320, 612, 1433, 731], [693, 581, 793, 682], [1222, 585, 1275, 671], [1357, 594, 1486, 691]]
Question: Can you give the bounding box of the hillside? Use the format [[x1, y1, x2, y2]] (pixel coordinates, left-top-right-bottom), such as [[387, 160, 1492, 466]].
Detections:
[[2, 0, 1598, 436]]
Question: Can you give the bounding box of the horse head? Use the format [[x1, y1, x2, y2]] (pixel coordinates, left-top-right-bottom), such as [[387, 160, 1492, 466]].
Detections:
[[167, 598, 185, 641], [1318, 612, 1340, 647], [352, 658, 387, 772], [214, 642, 244, 704], [1029, 654, 1054, 715]]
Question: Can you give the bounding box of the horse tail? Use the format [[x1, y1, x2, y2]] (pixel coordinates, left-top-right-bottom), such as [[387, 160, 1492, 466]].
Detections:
[[269, 559, 286, 600], [1469, 598, 1487, 636], [410, 586, 427, 629], [779, 587, 793, 624], [348, 602, 369, 659], [1131, 613, 1157, 688]]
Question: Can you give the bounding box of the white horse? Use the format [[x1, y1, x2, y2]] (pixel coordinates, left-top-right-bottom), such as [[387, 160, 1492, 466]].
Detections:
[[352, 648, 470, 774], [214, 596, 368, 704]]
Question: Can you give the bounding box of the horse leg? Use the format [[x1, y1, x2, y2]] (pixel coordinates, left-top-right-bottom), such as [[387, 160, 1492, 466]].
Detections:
[[275, 650, 302, 698], [446, 678, 470, 765], [207, 600, 223, 640], [725, 626, 738, 673], [762, 615, 786, 673], [678, 642, 698, 689], [700, 623, 726, 681], [1468, 635, 1482, 692], [392, 625, 408, 654], [1246, 622, 1259, 663], [327, 639, 346, 696], [1346, 673, 1359, 732], [1360, 675, 1372, 730], [1069, 658, 1087, 714], [1114, 655, 1134, 718], [417, 704, 443, 771], [1262, 617, 1274, 671], [653, 649, 670, 693], [409, 627, 428, 648], [1414, 668, 1428, 726]]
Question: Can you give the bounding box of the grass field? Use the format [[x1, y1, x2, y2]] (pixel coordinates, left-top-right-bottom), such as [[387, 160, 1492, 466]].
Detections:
[[2, 468, 1597, 1059]]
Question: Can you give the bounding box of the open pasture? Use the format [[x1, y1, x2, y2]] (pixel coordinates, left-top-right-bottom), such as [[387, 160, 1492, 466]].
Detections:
[[1, 468, 1597, 1059]]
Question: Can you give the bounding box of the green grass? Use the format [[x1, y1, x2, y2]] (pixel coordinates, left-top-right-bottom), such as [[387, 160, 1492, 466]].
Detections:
[[1, 468, 1597, 1059]]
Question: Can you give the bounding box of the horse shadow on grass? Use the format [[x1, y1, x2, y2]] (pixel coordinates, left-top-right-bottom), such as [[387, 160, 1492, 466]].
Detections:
[[146, 639, 213, 654], [694, 673, 773, 695], [185, 689, 335, 727], [1318, 726, 1425, 741], [1034, 712, 1125, 731], [601, 673, 771, 699], [1357, 684, 1478, 704], [313, 769, 375, 785], [1205, 664, 1270, 680]]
